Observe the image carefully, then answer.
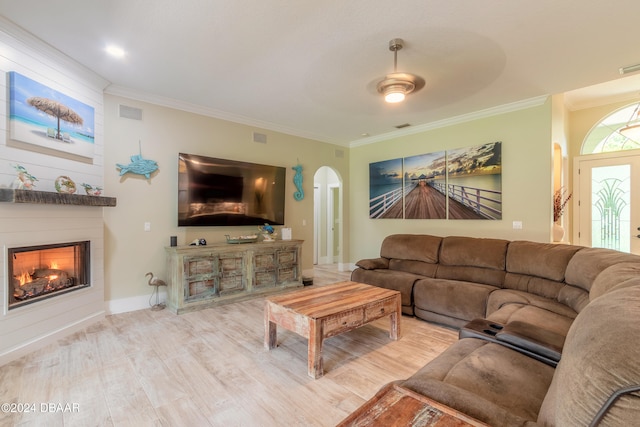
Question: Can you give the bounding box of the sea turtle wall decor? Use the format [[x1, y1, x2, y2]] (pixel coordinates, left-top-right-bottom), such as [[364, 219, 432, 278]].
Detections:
[[116, 141, 159, 179], [292, 164, 304, 201], [11, 164, 38, 190]]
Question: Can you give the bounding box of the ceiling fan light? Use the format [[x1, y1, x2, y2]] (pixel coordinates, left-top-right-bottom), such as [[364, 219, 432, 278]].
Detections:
[[384, 85, 407, 103]]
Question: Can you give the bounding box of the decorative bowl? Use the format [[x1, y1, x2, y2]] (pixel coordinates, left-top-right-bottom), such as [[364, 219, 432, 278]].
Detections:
[[225, 234, 258, 244]]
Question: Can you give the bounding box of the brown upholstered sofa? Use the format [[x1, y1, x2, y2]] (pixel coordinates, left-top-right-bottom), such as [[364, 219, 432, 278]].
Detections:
[[351, 234, 640, 426]]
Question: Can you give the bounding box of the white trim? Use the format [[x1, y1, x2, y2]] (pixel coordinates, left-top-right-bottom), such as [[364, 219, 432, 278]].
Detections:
[[314, 186, 321, 265], [349, 95, 549, 147], [105, 84, 549, 148], [338, 262, 355, 272], [564, 92, 640, 112], [106, 289, 168, 315], [105, 85, 344, 146]]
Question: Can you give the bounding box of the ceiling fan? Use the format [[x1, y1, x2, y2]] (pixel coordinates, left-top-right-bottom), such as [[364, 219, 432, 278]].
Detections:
[[376, 38, 425, 103]]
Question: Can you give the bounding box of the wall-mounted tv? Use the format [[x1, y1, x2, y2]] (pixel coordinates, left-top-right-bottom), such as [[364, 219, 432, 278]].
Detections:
[[178, 153, 286, 227]]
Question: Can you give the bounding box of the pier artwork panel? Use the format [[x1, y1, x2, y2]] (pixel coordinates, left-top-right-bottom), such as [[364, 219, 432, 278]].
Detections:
[[446, 141, 502, 220], [403, 151, 447, 219], [368, 141, 502, 220], [369, 158, 403, 219]]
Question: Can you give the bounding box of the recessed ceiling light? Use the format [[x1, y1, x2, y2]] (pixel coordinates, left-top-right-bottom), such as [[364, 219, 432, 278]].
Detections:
[[105, 45, 126, 58]]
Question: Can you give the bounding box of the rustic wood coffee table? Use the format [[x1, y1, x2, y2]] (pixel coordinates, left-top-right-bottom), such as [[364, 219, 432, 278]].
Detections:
[[264, 281, 401, 378], [337, 382, 489, 426]]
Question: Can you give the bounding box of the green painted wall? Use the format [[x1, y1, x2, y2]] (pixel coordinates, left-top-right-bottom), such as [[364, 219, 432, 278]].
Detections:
[[348, 99, 553, 262], [103, 93, 555, 303]]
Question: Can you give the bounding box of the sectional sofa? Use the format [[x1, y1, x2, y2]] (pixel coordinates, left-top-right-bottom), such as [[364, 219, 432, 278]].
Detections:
[[350, 234, 640, 426]]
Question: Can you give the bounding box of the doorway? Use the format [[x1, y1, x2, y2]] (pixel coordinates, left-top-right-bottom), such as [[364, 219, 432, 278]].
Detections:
[[573, 150, 640, 254], [313, 167, 342, 266]]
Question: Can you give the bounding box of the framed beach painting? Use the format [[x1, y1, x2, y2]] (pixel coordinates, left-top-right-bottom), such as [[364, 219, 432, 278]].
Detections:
[[8, 72, 95, 160]]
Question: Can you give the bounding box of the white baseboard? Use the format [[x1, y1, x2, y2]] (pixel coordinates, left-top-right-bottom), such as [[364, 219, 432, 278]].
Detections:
[[106, 289, 168, 315], [340, 262, 356, 272], [0, 311, 104, 366]]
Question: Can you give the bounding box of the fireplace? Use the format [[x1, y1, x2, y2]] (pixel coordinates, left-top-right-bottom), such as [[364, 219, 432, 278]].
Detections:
[[8, 241, 90, 310]]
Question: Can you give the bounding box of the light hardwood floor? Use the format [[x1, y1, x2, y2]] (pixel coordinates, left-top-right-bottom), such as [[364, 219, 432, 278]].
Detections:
[[0, 265, 457, 427]]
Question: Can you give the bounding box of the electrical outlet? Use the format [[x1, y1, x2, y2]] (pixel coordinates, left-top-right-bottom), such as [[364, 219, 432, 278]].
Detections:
[[144, 222, 151, 232], [513, 221, 523, 230]]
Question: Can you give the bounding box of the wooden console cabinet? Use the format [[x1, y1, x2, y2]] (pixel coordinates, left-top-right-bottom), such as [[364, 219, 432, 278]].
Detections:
[[165, 240, 303, 314]]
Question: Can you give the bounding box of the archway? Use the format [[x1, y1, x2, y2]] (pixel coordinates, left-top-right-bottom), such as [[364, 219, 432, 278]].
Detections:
[[573, 101, 640, 253], [313, 166, 342, 266], [581, 102, 640, 154]]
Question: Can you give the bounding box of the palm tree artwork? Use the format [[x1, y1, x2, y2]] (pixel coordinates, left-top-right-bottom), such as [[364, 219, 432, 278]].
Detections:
[[26, 97, 84, 141]]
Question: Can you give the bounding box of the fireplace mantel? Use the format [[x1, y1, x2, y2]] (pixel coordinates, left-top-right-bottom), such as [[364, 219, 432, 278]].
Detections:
[[0, 189, 116, 207]]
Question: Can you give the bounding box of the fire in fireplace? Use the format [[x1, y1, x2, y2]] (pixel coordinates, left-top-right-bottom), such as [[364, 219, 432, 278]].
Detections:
[[8, 241, 90, 310]]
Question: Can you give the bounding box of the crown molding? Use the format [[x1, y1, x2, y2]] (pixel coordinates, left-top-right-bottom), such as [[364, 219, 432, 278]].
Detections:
[[564, 92, 640, 112], [104, 85, 347, 146], [106, 84, 548, 149], [349, 95, 549, 147]]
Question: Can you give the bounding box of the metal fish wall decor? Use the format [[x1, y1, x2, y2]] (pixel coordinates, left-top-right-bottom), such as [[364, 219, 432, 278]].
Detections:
[[116, 141, 159, 179]]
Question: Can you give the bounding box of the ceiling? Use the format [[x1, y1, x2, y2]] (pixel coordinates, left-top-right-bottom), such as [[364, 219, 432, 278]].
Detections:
[[2, 1, 640, 146]]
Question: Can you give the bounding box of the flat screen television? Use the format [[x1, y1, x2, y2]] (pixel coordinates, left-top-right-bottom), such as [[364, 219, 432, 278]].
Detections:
[[178, 153, 286, 227]]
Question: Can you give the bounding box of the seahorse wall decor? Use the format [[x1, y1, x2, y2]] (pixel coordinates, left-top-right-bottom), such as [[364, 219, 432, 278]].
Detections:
[[292, 164, 304, 201]]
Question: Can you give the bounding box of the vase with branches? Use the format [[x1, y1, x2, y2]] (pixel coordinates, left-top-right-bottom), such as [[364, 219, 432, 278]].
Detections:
[[553, 187, 572, 223]]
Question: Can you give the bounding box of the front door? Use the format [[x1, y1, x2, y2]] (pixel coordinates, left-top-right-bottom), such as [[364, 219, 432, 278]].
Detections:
[[574, 150, 640, 254]]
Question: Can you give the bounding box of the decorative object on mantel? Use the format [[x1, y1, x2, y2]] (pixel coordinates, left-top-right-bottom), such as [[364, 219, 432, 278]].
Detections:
[[116, 140, 159, 179], [259, 223, 277, 241], [146, 272, 167, 311], [293, 164, 304, 200], [80, 183, 102, 196], [11, 164, 38, 190], [189, 238, 207, 246], [225, 234, 258, 244], [54, 175, 76, 194], [553, 187, 572, 242]]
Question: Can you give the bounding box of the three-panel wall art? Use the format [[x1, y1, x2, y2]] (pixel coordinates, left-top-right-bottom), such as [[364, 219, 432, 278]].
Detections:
[[369, 141, 502, 220]]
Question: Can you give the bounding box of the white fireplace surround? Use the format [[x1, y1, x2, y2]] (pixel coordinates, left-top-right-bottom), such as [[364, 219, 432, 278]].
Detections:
[[0, 19, 110, 365], [0, 203, 106, 366]]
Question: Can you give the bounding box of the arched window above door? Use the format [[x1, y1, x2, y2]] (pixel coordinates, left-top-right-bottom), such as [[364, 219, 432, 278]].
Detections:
[[582, 102, 640, 154]]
